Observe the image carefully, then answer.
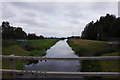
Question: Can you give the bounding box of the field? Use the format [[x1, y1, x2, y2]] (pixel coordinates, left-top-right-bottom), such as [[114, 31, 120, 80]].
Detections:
[[28, 39, 59, 56], [67, 39, 118, 56], [2, 39, 59, 77], [67, 39, 120, 80]]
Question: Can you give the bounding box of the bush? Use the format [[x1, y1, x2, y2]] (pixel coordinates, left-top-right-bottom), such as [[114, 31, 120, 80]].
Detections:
[[75, 46, 87, 56], [81, 60, 102, 72]]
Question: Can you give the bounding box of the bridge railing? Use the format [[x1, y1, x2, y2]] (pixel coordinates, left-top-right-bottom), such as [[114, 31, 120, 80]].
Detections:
[[0, 69, 119, 77], [2, 55, 120, 60], [1, 55, 120, 78]]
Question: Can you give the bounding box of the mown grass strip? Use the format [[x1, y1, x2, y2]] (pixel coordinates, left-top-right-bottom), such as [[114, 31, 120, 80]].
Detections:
[[2, 39, 59, 78], [67, 39, 120, 80]]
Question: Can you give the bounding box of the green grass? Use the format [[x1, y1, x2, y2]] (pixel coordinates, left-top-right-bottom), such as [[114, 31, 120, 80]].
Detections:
[[28, 39, 59, 56], [67, 39, 120, 80], [2, 39, 59, 69], [2, 39, 59, 78], [99, 51, 120, 72], [67, 39, 117, 56], [2, 44, 30, 77], [2, 44, 31, 70]]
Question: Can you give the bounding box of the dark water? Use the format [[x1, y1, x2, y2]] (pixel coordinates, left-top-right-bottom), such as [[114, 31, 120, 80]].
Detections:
[[17, 39, 83, 79]]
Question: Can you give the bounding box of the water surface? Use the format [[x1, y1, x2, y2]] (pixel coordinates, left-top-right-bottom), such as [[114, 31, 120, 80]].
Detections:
[[18, 39, 82, 78]]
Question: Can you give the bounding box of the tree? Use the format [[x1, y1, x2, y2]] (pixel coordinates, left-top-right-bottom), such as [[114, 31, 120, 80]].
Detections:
[[1, 21, 27, 40], [27, 33, 38, 40], [81, 14, 119, 41], [39, 35, 44, 39], [15, 27, 27, 39]]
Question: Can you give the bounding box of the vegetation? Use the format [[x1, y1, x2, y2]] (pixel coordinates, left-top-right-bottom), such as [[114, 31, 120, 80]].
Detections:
[[67, 39, 119, 80], [99, 51, 120, 72], [81, 14, 120, 41], [1, 13, 120, 79], [67, 39, 117, 56], [2, 39, 59, 77], [2, 42, 30, 77], [28, 39, 59, 56], [1, 21, 45, 40], [27, 33, 44, 40], [1, 22, 27, 40], [2, 39, 59, 68], [1, 21, 60, 77], [2, 44, 31, 69]]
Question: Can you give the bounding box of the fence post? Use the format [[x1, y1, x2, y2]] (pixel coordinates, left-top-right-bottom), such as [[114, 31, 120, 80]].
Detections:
[[9, 58, 16, 78]]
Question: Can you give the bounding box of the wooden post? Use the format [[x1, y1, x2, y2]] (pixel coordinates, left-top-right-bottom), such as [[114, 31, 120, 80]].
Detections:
[[9, 59, 16, 78]]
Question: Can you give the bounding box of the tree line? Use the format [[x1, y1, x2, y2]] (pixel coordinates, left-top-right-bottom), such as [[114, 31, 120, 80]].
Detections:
[[1, 13, 120, 41], [81, 14, 120, 41], [1, 21, 44, 40]]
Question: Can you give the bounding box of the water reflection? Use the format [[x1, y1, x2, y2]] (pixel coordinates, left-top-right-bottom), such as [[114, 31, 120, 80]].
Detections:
[[18, 39, 82, 78]]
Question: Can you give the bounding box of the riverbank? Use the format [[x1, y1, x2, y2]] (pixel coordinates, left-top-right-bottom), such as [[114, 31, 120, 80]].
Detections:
[[2, 39, 59, 77], [28, 39, 59, 56], [67, 39, 120, 80], [24, 39, 80, 78]]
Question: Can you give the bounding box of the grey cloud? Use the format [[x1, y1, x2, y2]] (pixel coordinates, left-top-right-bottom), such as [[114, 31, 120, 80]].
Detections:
[[2, 3, 16, 19], [24, 12, 37, 17], [2, 10, 16, 19], [9, 2, 57, 15], [19, 18, 39, 26], [2, 2, 117, 37]]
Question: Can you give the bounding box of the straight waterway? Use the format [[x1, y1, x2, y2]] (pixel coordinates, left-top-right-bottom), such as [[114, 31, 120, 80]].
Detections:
[[18, 39, 83, 79]]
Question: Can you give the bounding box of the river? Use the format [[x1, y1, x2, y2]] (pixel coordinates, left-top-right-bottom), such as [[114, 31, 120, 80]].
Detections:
[[18, 39, 83, 79]]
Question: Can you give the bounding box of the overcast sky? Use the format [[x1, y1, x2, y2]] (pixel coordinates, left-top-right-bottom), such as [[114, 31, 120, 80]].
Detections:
[[1, 2, 118, 37]]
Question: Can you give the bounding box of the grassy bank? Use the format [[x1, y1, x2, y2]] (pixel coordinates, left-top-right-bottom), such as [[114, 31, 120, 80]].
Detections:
[[67, 39, 120, 80], [2, 44, 31, 70], [2, 39, 59, 77], [2, 44, 31, 77], [99, 51, 120, 72], [67, 39, 117, 56], [28, 39, 59, 56]]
